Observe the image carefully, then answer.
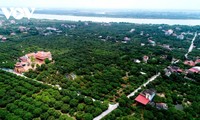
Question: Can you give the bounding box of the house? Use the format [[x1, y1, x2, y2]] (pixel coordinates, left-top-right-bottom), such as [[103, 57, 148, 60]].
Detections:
[[177, 34, 184, 40], [172, 33, 177, 37], [66, 73, 77, 80], [122, 41, 127, 44], [135, 89, 156, 105], [164, 68, 171, 77], [165, 29, 173, 36], [141, 43, 145, 46], [10, 20, 15, 24], [10, 32, 16, 36], [171, 58, 180, 64], [175, 27, 181, 30], [148, 39, 156, 46], [43, 32, 52, 36], [26, 53, 36, 58], [188, 66, 200, 73], [2, 37, 7, 42], [195, 59, 200, 64], [184, 60, 195, 66], [18, 26, 27, 32], [134, 59, 141, 63], [140, 31, 144, 36], [35, 51, 52, 61], [129, 29, 135, 33], [14, 62, 26, 73], [168, 66, 183, 73], [46, 27, 57, 31], [143, 55, 149, 63], [164, 66, 183, 77], [161, 44, 171, 50], [156, 103, 168, 110], [19, 56, 28, 62], [124, 37, 131, 41]]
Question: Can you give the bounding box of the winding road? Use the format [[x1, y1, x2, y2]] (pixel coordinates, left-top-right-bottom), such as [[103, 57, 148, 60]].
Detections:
[[0, 68, 62, 90]]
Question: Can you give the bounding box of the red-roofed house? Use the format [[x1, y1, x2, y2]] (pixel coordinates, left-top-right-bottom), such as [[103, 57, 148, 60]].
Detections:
[[2, 37, 7, 42], [19, 56, 28, 62], [195, 59, 200, 64], [35, 51, 52, 61], [184, 60, 195, 66], [168, 66, 183, 73], [143, 55, 149, 63], [135, 89, 156, 105], [135, 94, 150, 105], [188, 67, 200, 73], [14, 62, 25, 73]]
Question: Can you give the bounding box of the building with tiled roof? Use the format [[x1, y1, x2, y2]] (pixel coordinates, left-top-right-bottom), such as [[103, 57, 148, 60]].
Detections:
[[188, 66, 200, 73], [184, 60, 195, 66], [14, 51, 52, 74], [35, 51, 52, 61], [156, 103, 168, 110], [135, 89, 156, 105]]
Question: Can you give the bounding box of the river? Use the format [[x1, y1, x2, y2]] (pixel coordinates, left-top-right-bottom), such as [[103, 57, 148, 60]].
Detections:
[[31, 14, 200, 26]]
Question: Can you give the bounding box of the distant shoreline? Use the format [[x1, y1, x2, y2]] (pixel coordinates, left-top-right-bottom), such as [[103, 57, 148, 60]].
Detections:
[[31, 13, 200, 26]]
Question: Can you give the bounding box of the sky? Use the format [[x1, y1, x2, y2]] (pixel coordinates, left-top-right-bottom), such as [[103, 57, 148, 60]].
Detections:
[[0, 0, 200, 10]]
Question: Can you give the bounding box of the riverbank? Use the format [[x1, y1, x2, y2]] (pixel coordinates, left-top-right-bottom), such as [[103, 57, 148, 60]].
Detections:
[[31, 14, 200, 26]]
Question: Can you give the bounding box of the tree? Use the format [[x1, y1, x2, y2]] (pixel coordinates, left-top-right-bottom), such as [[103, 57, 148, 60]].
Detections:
[[61, 96, 70, 103], [75, 111, 84, 120], [45, 58, 51, 64], [82, 113, 93, 120], [40, 112, 49, 120], [48, 116, 55, 120], [84, 98, 93, 105], [93, 107, 102, 116], [144, 110, 154, 120], [23, 112, 33, 120], [54, 101, 63, 110], [69, 99, 78, 107], [27, 105, 35, 112], [77, 103, 85, 111], [61, 104, 70, 113], [113, 109, 122, 117], [0, 109, 9, 119], [33, 108, 42, 117], [59, 115, 73, 120], [40, 104, 49, 112]]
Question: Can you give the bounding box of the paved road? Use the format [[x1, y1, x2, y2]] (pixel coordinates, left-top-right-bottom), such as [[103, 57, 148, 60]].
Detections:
[[93, 103, 119, 120], [93, 72, 160, 120], [1, 68, 62, 90], [127, 72, 160, 98], [185, 32, 197, 59]]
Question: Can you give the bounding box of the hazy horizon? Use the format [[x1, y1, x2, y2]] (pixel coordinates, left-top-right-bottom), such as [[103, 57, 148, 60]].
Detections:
[[0, 0, 200, 11]]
